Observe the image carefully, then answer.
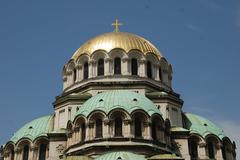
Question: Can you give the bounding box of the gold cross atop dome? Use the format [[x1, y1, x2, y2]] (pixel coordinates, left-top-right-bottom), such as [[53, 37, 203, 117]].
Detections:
[[112, 19, 123, 32]]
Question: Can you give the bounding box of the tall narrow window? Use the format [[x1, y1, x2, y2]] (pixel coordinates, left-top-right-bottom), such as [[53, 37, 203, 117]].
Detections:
[[81, 123, 86, 141], [159, 67, 162, 81], [11, 148, 14, 160], [97, 59, 104, 76], [95, 119, 102, 138], [83, 62, 88, 79], [38, 144, 47, 160], [222, 145, 226, 160], [114, 57, 121, 75], [207, 141, 215, 159], [73, 68, 77, 82], [134, 117, 142, 138], [131, 58, 138, 75], [23, 145, 29, 160], [114, 117, 122, 137], [151, 120, 157, 140], [147, 61, 152, 78], [188, 139, 198, 160]]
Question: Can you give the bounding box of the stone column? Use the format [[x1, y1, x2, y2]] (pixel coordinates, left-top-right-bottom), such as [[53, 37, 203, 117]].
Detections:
[[104, 58, 112, 76], [216, 143, 224, 160], [103, 118, 110, 138], [122, 57, 130, 75], [92, 60, 97, 77], [198, 142, 208, 160], [87, 121, 94, 140], [174, 139, 191, 160], [32, 146, 38, 160], [75, 64, 82, 82], [139, 59, 147, 77], [143, 121, 152, 140], [155, 64, 160, 81], [66, 71, 72, 87], [88, 60, 93, 78], [123, 119, 133, 138]]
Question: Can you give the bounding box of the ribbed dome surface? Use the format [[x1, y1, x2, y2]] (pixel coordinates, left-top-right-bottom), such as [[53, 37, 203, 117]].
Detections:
[[75, 90, 161, 119], [95, 151, 146, 160], [71, 32, 162, 60], [184, 113, 225, 139], [10, 115, 53, 143]]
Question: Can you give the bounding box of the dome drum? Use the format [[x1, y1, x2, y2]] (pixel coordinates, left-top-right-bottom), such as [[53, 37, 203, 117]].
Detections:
[[62, 32, 173, 92]]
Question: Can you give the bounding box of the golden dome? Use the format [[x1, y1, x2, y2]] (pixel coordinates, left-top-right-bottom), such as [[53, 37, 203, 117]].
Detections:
[[71, 32, 162, 60]]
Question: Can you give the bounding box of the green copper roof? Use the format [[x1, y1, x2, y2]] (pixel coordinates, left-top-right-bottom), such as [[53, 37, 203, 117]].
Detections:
[[66, 156, 93, 160], [148, 154, 184, 160], [170, 127, 189, 132], [184, 113, 225, 139], [75, 90, 162, 119], [10, 115, 53, 143], [95, 151, 146, 160]]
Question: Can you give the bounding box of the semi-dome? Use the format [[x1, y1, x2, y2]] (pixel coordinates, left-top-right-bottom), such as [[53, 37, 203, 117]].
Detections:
[[95, 151, 146, 160], [71, 32, 163, 61], [74, 90, 162, 119], [10, 115, 53, 143], [183, 113, 225, 139]]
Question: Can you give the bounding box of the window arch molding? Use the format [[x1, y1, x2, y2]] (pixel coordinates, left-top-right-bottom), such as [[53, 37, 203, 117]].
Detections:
[[66, 60, 76, 83], [73, 116, 87, 142], [76, 54, 90, 80], [15, 138, 32, 151], [159, 57, 169, 83], [188, 135, 202, 160], [109, 108, 131, 137], [3, 143, 15, 160], [205, 135, 221, 159], [91, 50, 109, 77], [128, 50, 144, 76], [88, 111, 107, 139], [33, 138, 49, 160], [151, 114, 164, 141], [146, 53, 159, 79], [131, 110, 149, 138]]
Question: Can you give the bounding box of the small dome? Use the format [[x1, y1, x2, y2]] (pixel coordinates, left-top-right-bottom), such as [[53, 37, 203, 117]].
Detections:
[[71, 32, 162, 61], [10, 115, 53, 143], [183, 113, 225, 139], [75, 90, 162, 119], [95, 151, 146, 160]]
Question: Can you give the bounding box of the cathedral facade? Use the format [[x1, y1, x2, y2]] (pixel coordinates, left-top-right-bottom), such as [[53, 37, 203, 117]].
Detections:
[[0, 29, 237, 160]]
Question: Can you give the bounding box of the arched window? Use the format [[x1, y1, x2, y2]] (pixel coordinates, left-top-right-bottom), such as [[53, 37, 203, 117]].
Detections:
[[147, 61, 152, 78], [11, 148, 14, 160], [134, 117, 142, 138], [38, 144, 47, 160], [159, 67, 162, 81], [114, 117, 122, 137], [95, 119, 102, 138], [73, 68, 77, 82], [81, 123, 86, 141], [131, 58, 138, 75], [97, 59, 104, 76], [207, 141, 215, 159], [188, 139, 198, 160], [22, 145, 29, 160], [83, 62, 88, 79], [151, 120, 157, 140], [114, 57, 121, 75]]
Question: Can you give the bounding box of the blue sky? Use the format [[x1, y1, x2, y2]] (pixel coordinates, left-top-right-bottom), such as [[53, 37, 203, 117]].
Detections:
[[0, 0, 239, 158]]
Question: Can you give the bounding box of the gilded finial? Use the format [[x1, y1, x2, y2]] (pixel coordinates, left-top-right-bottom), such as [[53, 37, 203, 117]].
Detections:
[[112, 19, 123, 32]]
